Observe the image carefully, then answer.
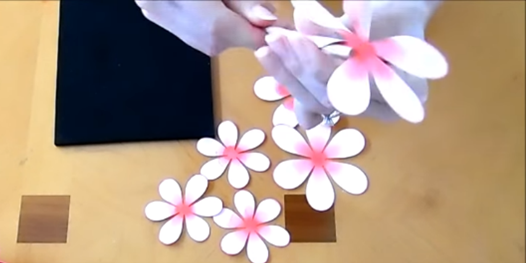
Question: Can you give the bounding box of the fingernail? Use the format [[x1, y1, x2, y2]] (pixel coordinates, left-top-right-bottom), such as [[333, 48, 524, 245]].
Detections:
[[254, 46, 270, 58], [251, 5, 278, 21], [265, 34, 282, 45]]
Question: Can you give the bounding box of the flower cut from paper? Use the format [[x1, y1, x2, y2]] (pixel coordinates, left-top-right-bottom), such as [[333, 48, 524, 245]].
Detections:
[[197, 120, 270, 189], [144, 175, 223, 245], [254, 76, 340, 127], [291, 0, 448, 123], [272, 124, 368, 211], [213, 190, 290, 263]]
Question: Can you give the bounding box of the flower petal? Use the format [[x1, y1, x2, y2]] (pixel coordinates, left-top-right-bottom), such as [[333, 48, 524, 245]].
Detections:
[[306, 123, 332, 152], [273, 159, 313, 190], [372, 59, 425, 123], [306, 167, 335, 211], [234, 190, 256, 219], [184, 174, 208, 205], [213, 208, 244, 229], [200, 157, 229, 180], [322, 44, 352, 58], [247, 233, 269, 263], [373, 36, 448, 79], [343, 0, 373, 39], [324, 128, 365, 159], [266, 26, 344, 48], [237, 129, 265, 152], [291, 0, 350, 32], [158, 215, 183, 245], [185, 214, 210, 242], [220, 230, 249, 255], [192, 196, 223, 217], [239, 152, 270, 172], [196, 138, 225, 157], [218, 120, 238, 147], [159, 178, 182, 206], [144, 201, 175, 221], [259, 225, 290, 247], [254, 198, 281, 224], [228, 159, 251, 189], [271, 125, 310, 157], [254, 76, 289, 101], [327, 58, 370, 116], [326, 161, 368, 195], [272, 103, 299, 127]]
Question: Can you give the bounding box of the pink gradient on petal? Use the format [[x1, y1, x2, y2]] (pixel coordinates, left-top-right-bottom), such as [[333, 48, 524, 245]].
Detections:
[[175, 201, 194, 218], [282, 97, 294, 111], [222, 146, 241, 161], [276, 84, 290, 97]]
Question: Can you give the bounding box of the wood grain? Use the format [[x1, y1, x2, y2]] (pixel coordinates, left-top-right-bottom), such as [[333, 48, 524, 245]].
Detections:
[[17, 196, 70, 243], [0, 1, 524, 263], [284, 195, 336, 243]]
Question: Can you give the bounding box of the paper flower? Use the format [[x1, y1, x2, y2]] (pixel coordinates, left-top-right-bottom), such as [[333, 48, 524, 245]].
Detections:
[[213, 190, 290, 263], [254, 76, 341, 127], [271, 123, 368, 211], [144, 175, 223, 245], [197, 120, 270, 189], [292, 0, 448, 123]]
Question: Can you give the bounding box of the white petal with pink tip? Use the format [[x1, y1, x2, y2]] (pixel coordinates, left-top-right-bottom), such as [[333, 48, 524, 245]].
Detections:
[[237, 129, 265, 152], [196, 138, 225, 157], [228, 159, 251, 189], [325, 129, 366, 159], [254, 199, 281, 224], [159, 178, 182, 205], [373, 36, 448, 79], [272, 103, 299, 127], [247, 234, 269, 263], [254, 76, 286, 102], [158, 216, 183, 245], [273, 159, 313, 190], [271, 125, 309, 157], [144, 201, 174, 221], [372, 60, 425, 123], [213, 208, 244, 229], [192, 196, 223, 217], [240, 152, 270, 172], [306, 168, 335, 212], [328, 58, 371, 116], [218, 120, 238, 147], [326, 161, 368, 195], [259, 225, 291, 247]]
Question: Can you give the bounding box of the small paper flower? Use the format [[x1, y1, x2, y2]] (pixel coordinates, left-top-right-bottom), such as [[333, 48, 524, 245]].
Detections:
[[144, 175, 223, 245], [197, 120, 270, 189], [292, 0, 448, 123], [272, 123, 368, 211], [254, 76, 341, 127], [213, 190, 290, 263]]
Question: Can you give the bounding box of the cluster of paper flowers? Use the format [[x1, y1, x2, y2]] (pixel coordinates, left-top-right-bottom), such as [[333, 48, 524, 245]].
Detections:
[[144, 1, 447, 263]]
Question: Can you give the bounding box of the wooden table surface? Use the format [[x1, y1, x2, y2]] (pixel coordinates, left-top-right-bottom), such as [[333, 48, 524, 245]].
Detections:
[[0, 1, 524, 263]]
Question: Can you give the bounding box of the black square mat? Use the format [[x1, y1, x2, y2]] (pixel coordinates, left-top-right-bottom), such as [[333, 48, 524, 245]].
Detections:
[[55, 0, 215, 146]]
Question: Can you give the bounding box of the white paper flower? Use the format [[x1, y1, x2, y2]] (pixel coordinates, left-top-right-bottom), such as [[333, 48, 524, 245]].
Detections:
[[213, 190, 290, 263], [144, 175, 223, 245], [272, 123, 369, 211], [197, 120, 270, 189], [292, 0, 449, 123]]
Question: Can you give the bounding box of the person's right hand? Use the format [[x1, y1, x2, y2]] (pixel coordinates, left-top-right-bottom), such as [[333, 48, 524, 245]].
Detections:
[[135, 0, 281, 56]]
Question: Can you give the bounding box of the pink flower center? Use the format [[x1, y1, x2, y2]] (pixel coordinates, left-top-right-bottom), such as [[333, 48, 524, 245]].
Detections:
[[276, 84, 290, 97], [223, 146, 240, 160], [175, 202, 193, 217], [242, 216, 262, 235], [340, 30, 378, 65], [309, 149, 328, 169]]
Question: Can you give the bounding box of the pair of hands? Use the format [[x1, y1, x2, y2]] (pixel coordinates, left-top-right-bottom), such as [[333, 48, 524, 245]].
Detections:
[[136, 1, 442, 129]]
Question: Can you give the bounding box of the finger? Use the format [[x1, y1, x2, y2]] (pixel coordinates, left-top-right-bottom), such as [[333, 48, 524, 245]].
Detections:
[[225, 1, 278, 28], [294, 99, 324, 129], [218, 12, 268, 52], [258, 36, 332, 115], [273, 33, 340, 111], [293, 8, 343, 38]]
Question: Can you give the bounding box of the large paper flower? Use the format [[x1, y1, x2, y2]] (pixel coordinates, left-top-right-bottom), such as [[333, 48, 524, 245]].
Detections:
[[213, 190, 290, 263], [292, 0, 448, 123], [272, 123, 368, 211], [254, 76, 341, 127], [197, 120, 270, 189], [144, 175, 223, 245]]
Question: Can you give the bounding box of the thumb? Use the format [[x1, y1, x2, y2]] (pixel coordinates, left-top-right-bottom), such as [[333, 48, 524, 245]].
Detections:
[[225, 1, 278, 27]]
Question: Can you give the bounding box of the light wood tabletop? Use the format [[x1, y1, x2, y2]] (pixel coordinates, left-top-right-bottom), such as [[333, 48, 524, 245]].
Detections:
[[0, 1, 524, 263]]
